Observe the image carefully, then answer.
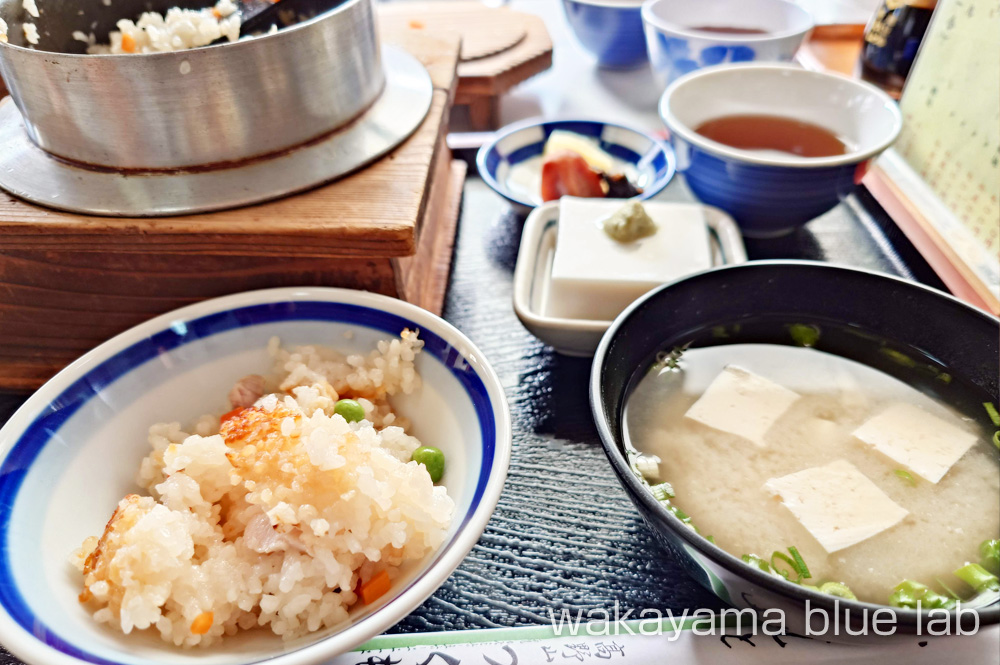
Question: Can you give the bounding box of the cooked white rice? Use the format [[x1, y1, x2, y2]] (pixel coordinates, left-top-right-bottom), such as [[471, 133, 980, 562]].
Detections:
[[22, 22, 38, 44], [22, 0, 38, 19], [72, 330, 454, 647], [0, 18, 8, 43], [72, 30, 96, 47], [87, 0, 241, 54]]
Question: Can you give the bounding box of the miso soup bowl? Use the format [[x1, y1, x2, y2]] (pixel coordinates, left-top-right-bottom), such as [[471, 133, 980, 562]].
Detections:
[[659, 64, 903, 237], [590, 261, 999, 643], [561, 0, 648, 70], [641, 0, 813, 87]]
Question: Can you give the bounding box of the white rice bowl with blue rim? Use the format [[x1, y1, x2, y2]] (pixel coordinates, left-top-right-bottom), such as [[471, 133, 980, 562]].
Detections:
[[0, 288, 510, 665]]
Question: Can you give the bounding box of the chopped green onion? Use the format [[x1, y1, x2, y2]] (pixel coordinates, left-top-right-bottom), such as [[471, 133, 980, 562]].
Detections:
[[770, 552, 797, 580], [766, 547, 812, 582], [650, 482, 675, 502], [820, 582, 858, 600], [742, 554, 772, 574], [788, 324, 821, 348], [980, 539, 1000, 575], [984, 402, 1000, 427], [668, 505, 692, 525], [954, 563, 1000, 594], [894, 469, 917, 486], [652, 343, 691, 372], [889, 580, 955, 609], [934, 577, 964, 601], [880, 348, 917, 368], [788, 546, 811, 580], [985, 403, 1000, 450], [634, 454, 660, 479], [706, 535, 716, 545]]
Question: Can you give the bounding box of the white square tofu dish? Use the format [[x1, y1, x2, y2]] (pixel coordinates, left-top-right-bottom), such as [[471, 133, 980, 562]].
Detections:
[[511, 200, 747, 356]]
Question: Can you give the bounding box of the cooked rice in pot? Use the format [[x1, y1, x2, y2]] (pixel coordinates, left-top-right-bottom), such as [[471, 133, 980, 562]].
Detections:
[[72, 330, 455, 647], [87, 0, 242, 54], [22, 22, 38, 44]]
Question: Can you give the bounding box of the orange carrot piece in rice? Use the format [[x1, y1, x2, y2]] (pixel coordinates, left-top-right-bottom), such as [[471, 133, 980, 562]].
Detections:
[[190, 611, 213, 635], [121, 33, 136, 53], [220, 406, 246, 424], [359, 570, 391, 605]]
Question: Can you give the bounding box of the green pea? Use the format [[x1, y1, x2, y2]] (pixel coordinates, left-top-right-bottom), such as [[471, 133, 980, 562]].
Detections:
[[412, 446, 445, 483], [334, 399, 365, 423]]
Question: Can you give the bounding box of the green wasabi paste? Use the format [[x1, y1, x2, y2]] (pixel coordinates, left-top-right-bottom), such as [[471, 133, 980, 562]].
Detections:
[[602, 201, 657, 242]]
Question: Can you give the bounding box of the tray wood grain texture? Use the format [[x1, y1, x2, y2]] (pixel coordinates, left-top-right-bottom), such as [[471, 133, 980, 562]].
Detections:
[[0, 26, 464, 390]]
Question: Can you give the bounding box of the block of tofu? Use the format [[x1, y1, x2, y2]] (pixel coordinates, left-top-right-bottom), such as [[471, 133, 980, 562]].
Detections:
[[764, 460, 909, 553], [852, 402, 979, 483], [547, 198, 712, 321], [684, 365, 801, 447]]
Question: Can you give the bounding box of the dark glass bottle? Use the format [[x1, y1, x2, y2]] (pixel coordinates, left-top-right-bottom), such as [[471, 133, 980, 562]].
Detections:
[[859, 0, 937, 98]]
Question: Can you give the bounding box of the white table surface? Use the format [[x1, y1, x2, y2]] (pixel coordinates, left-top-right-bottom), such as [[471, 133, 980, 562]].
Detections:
[[467, 0, 882, 136]]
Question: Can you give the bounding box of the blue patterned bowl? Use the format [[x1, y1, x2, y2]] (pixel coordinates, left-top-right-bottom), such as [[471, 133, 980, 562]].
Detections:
[[0, 288, 511, 665], [561, 0, 648, 69], [476, 118, 676, 215], [660, 64, 902, 237], [641, 0, 813, 87]]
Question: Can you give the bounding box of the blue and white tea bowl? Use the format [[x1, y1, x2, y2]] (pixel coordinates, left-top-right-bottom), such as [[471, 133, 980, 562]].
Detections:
[[476, 118, 676, 216], [642, 0, 813, 87], [0, 288, 511, 665], [561, 0, 648, 69], [660, 64, 903, 237]]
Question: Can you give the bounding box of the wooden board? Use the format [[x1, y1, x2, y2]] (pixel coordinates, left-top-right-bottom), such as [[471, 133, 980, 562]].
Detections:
[[796, 24, 864, 77], [380, 2, 553, 131], [380, 3, 526, 62], [0, 149, 465, 392], [0, 27, 464, 390], [396, 159, 467, 316]]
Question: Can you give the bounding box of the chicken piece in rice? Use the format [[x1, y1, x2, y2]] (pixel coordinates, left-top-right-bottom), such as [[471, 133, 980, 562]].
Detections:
[[73, 331, 454, 646]]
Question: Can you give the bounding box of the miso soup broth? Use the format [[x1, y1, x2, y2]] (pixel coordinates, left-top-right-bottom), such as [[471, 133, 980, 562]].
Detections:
[[624, 343, 1000, 605]]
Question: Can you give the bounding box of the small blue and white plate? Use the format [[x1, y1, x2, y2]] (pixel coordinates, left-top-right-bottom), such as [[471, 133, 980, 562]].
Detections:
[[0, 288, 511, 665], [476, 119, 676, 215]]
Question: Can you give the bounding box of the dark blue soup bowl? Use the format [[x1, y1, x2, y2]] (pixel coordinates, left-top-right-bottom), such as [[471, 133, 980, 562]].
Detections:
[[591, 261, 999, 643]]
